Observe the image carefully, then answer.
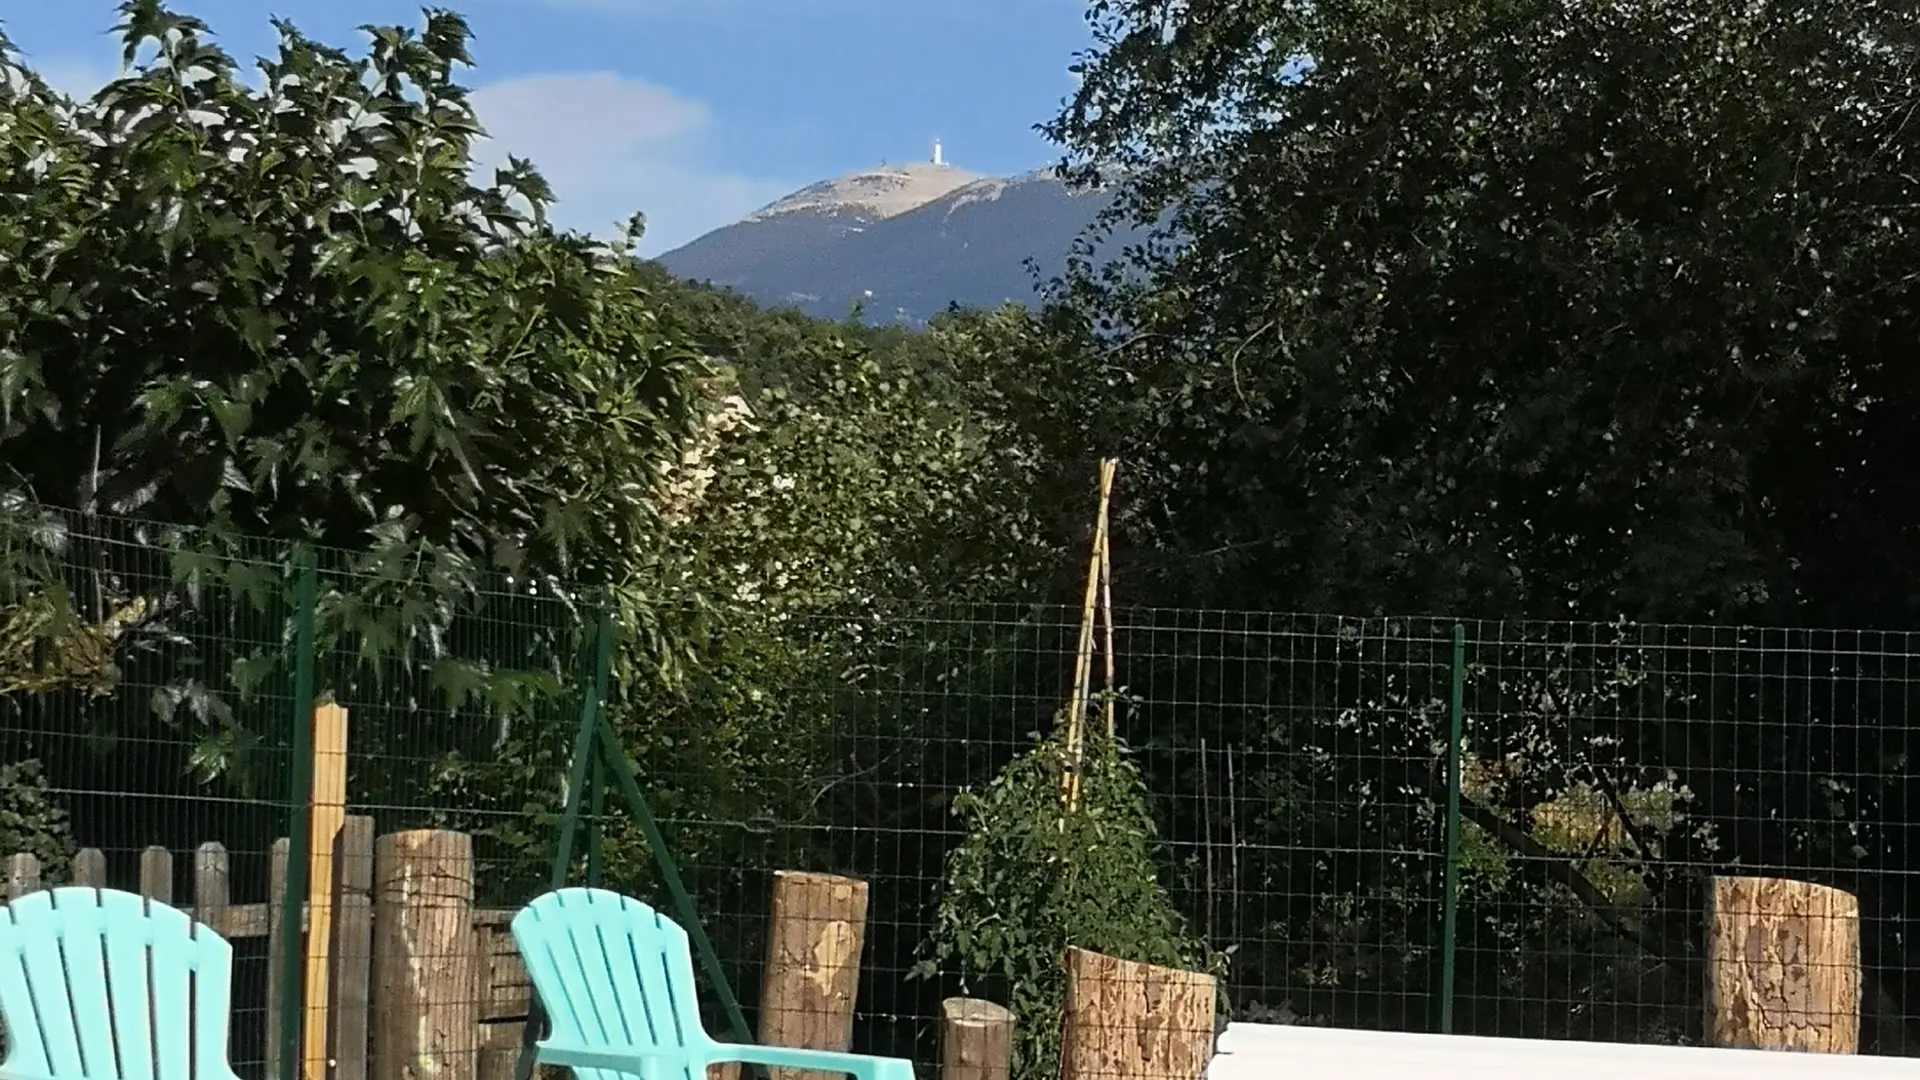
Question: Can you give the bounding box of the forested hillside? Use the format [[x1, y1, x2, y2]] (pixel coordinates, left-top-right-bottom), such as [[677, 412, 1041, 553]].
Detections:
[[3, 0, 1920, 1072]]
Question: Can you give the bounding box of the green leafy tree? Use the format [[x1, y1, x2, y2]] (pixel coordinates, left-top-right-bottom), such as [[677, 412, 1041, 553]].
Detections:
[[1018, 0, 1920, 1043]]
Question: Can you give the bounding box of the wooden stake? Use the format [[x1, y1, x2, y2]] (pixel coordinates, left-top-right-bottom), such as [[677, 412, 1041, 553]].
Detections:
[[759, 871, 870, 1080], [1059, 947, 1215, 1080], [1704, 875, 1861, 1053], [303, 703, 350, 1080], [939, 998, 1013, 1080], [1063, 458, 1116, 812], [265, 836, 291, 1080], [1098, 511, 1117, 739]]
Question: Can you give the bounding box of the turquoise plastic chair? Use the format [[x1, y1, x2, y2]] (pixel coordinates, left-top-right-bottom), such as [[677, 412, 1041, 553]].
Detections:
[[0, 886, 243, 1080], [511, 887, 915, 1080]]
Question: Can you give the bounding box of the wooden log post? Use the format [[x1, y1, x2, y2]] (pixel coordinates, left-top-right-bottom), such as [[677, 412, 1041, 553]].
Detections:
[[940, 998, 1013, 1080], [372, 830, 478, 1080], [759, 871, 870, 1080], [1705, 875, 1862, 1053], [1060, 948, 1215, 1080]]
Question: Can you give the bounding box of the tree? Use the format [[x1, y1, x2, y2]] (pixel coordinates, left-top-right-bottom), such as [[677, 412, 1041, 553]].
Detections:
[[0, 7, 1065, 986], [1044, 0, 1920, 627], [1, 2, 694, 592], [1030, 0, 1920, 1043]]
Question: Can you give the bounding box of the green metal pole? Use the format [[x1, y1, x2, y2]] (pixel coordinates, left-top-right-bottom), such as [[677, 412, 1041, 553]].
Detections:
[[277, 551, 319, 1080], [597, 715, 756, 1052], [1439, 623, 1466, 1034], [585, 750, 606, 886], [518, 612, 618, 1080], [549, 610, 613, 891]]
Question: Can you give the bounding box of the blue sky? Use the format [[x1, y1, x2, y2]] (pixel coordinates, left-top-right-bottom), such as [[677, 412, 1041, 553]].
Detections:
[[4, 0, 1093, 254]]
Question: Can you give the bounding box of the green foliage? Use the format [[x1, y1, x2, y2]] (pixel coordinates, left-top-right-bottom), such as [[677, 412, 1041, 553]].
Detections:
[[0, 759, 76, 877], [916, 715, 1215, 1080], [0, 3, 693, 589], [1039, 0, 1920, 627], [0, 0, 716, 825], [1010, 0, 1920, 1039]]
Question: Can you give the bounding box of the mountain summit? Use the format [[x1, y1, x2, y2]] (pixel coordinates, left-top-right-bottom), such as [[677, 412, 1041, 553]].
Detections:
[[745, 160, 981, 224], [657, 152, 1115, 324]]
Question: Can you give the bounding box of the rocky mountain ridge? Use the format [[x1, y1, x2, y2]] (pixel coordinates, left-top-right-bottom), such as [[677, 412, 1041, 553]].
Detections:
[[656, 158, 1119, 324]]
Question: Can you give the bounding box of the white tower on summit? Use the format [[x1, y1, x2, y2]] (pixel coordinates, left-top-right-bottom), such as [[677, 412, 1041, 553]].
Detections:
[[932, 139, 944, 166]]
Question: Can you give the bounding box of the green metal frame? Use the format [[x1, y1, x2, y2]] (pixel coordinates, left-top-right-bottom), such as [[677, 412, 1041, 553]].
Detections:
[[517, 606, 759, 1080], [276, 552, 319, 1080], [1437, 623, 1466, 1034]]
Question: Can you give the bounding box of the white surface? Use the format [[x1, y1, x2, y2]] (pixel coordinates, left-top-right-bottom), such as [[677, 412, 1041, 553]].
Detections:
[[1206, 1022, 1920, 1079]]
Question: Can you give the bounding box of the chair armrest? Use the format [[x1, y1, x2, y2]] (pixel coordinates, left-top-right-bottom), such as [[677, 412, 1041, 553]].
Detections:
[[536, 1041, 687, 1075], [708, 1044, 915, 1080]]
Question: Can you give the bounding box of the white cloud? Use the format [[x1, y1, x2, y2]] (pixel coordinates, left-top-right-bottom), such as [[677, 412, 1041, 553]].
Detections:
[[469, 72, 793, 255], [22, 55, 789, 257]]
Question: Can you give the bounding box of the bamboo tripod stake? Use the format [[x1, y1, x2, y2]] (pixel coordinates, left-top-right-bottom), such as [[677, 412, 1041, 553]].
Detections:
[[1062, 458, 1118, 813]]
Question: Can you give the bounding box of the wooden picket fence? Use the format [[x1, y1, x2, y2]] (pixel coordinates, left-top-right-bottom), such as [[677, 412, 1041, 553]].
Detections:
[[1, 830, 1052, 1080], [1, 820, 536, 1080]]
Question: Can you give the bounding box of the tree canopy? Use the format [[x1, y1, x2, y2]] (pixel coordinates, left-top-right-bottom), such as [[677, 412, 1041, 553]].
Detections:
[[1034, 0, 1920, 628], [1006, 0, 1920, 1049]]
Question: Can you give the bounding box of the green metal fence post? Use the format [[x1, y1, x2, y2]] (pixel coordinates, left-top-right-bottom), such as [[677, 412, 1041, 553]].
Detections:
[[585, 749, 606, 886], [277, 549, 319, 1080], [549, 608, 614, 891], [596, 713, 757, 1053], [1439, 622, 1466, 1035]]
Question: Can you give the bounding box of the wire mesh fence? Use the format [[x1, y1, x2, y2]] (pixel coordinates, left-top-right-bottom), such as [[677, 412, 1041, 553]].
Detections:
[[2, 499, 1916, 1078]]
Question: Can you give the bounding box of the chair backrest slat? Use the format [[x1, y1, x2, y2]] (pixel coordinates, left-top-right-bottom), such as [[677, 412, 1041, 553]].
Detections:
[[102, 894, 158, 1080], [188, 928, 234, 1080], [566, 893, 638, 1050], [0, 909, 49, 1076], [53, 891, 119, 1078], [629, 914, 697, 1056], [10, 895, 88, 1078]]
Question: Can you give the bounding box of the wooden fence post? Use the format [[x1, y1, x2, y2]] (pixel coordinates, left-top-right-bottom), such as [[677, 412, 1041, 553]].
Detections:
[[330, 816, 376, 1080], [5, 852, 38, 900], [304, 703, 351, 1080], [71, 848, 106, 887], [195, 842, 231, 932], [139, 845, 172, 903], [265, 836, 293, 1080], [372, 829, 478, 1080], [1705, 875, 1861, 1053], [759, 871, 870, 1080], [940, 998, 1013, 1080], [1060, 947, 1215, 1080]]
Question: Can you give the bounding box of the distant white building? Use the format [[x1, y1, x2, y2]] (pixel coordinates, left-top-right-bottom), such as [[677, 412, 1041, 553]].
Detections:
[[932, 139, 944, 166]]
